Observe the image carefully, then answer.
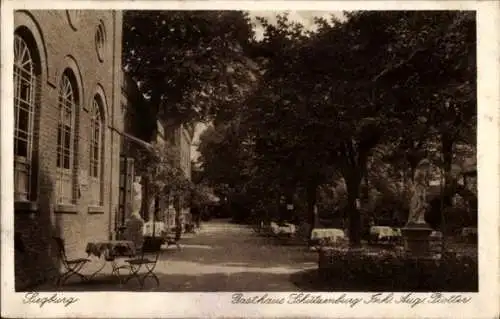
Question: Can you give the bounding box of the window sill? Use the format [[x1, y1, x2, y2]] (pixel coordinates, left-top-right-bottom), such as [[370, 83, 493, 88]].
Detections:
[[15, 201, 38, 212], [88, 206, 105, 214], [54, 204, 78, 214]]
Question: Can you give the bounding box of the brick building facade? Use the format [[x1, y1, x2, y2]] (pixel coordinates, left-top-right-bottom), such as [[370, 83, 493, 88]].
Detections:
[[13, 10, 123, 290]]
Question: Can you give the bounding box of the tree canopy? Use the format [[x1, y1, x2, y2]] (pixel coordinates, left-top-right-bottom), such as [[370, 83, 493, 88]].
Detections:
[[128, 10, 476, 245], [123, 11, 260, 136]]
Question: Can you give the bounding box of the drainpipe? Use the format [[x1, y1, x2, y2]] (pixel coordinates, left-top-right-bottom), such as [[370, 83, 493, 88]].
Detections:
[[108, 11, 117, 240]]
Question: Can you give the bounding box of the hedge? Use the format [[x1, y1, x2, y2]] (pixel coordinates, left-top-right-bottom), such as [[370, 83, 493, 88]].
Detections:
[[317, 247, 478, 291]]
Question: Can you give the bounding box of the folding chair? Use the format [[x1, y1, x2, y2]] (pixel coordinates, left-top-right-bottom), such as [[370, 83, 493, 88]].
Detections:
[[53, 237, 91, 286], [124, 237, 162, 289]]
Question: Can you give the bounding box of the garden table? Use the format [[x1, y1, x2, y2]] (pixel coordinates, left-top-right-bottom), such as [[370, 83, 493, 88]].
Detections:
[[85, 240, 137, 281], [370, 226, 395, 241], [392, 228, 402, 237], [311, 228, 345, 242], [143, 221, 167, 237], [270, 222, 296, 235]]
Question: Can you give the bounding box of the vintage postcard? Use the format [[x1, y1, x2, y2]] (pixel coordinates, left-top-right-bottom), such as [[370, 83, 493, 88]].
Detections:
[[1, 0, 498, 318]]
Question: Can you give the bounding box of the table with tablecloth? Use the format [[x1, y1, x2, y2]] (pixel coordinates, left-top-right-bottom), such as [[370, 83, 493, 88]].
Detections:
[[142, 221, 168, 238], [310, 228, 346, 244], [270, 222, 296, 236], [85, 240, 137, 281], [370, 226, 401, 242]]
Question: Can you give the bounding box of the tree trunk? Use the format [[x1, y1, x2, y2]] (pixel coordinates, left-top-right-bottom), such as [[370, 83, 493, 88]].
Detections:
[[345, 173, 362, 247], [141, 175, 150, 221], [306, 181, 318, 238], [174, 195, 182, 240], [285, 187, 295, 222], [441, 134, 454, 208], [138, 86, 162, 142]]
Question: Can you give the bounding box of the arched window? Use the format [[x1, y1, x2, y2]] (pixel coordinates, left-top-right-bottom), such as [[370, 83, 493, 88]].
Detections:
[[56, 71, 78, 204], [89, 96, 104, 206], [14, 33, 38, 202], [95, 22, 106, 62]]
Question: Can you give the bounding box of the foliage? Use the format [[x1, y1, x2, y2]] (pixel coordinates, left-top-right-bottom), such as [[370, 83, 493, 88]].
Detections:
[[318, 247, 478, 291], [197, 124, 251, 188], [369, 11, 476, 214], [196, 11, 476, 244], [135, 141, 192, 199], [190, 183, 217, 208], [196, 118, 279, 222], [123, 10, 260, 135]]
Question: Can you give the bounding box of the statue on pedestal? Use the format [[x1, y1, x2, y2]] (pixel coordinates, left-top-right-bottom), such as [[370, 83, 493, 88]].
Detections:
[[131, 176, 143, 218], [407, 159, 430, 225], [402, 159, 433, 257], [124, 176, 145, 249]]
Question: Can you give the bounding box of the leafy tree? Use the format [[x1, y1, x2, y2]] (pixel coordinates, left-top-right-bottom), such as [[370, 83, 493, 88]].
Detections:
[[195, 11, 476, 246], [243, 14, 341, 233], [244, 11, 475, 245], [135, 141, 192, 237], [196, 121, 256, 221], [277, 13, 400, 244], [190, 182, 216, 208], [123, 11, 264, 232], [122, 10, 259, 139], [371, 11, 476, 229]]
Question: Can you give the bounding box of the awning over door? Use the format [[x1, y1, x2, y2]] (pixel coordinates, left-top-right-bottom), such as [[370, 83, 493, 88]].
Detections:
[[110, 126, 154, 152]]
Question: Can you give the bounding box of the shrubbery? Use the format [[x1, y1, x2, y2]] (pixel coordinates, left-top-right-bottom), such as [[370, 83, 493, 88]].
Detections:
[[318, 247, 478, 291]]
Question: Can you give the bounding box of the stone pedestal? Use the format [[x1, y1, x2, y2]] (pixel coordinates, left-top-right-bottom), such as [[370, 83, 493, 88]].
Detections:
[[402, 222, 433, 258], [123, 214, 145, 249]]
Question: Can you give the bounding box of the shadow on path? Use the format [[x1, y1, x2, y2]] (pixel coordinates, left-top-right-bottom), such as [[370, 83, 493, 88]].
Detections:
[[31, 220, 321, 292], [35, 270, 314, 292]]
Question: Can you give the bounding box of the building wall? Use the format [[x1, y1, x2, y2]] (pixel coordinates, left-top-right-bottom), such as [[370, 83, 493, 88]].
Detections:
[[13, 10, 123, 290], [118, 71, 146, 228], [120, 81, 195, 231], [147, 122, 194, 230], [179, 124, 193, 222]]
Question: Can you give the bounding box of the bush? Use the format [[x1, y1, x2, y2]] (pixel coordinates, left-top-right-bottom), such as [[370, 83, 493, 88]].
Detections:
[[318, 247, 478, 291]]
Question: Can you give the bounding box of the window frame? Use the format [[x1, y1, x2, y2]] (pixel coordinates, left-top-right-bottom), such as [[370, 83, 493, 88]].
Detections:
[[56, 71, 78, 205], [89, 95, 104, 207], [66, 10, 82, 30], [13, 33, 37, 203], [95, 22, 106, 62]]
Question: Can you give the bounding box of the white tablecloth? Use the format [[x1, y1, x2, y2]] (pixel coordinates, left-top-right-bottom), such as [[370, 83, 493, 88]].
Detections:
[[310, 228, 345, 242], [143, 221, 167, 237], [370, 226, 398, 240], [270, 222, 296, 235], [392, 228, 402, 237], [430, 230, 443, 238]]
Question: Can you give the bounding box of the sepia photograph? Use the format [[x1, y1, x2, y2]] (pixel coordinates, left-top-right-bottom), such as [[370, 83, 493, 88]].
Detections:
[[2, 1, 498, 318]]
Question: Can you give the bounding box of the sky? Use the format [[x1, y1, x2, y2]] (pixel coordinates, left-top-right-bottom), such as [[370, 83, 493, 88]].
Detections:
[[190, 11, 346, 162], [249, 11, 346, 41]]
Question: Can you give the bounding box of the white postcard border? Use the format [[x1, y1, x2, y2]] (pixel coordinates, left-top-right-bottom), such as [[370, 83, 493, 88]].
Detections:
[[1, 1, 499, 318]]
